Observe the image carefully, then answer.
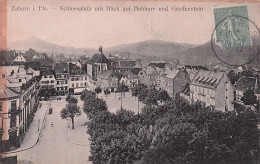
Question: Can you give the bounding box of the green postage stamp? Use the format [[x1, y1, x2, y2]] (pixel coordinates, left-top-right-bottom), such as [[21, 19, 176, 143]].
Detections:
[[213, 5, 252, 49]]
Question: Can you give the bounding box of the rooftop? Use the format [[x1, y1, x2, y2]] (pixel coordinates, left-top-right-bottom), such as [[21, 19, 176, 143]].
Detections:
[[234, 76, 258, 93], [55, 63, 70, 74], [191, 70, 224, 89]]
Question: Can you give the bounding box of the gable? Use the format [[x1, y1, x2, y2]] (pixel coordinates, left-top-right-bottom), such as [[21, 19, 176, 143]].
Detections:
[[14, 54, 27, 62]]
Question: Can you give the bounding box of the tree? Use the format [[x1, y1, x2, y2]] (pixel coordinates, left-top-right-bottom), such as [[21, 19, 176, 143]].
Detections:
[[83, 98, 108, 118], [66, 94, 71, 101], [158, 90, 170, 103], [132, 83, 147, 98], [138, 88, 148, 102], [117, 84, 129, 93], [67, 96, 78, 104], [241, 89, 257, 109], [104, 89, 111, 97], [60, 103, 81, 129], [95, 87, 102, 98], [143, 88, 159, 107], [80, 90, 96, 101]]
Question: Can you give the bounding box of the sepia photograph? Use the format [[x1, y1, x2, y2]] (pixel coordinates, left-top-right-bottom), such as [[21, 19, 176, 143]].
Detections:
[[0, 0, 260, 164]]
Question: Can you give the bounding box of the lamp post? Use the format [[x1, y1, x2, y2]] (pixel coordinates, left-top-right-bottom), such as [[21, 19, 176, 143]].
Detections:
[[120, 91, 123, 110]]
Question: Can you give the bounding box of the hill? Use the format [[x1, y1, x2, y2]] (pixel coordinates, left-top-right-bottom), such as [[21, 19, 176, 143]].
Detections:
[[168, 36, 260, 66], [8, 36, 96, 56], [106, 40, 194, 58]]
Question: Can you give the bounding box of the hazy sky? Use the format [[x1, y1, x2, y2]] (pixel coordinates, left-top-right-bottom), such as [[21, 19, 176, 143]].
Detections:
[[7, 1, 260, 48]]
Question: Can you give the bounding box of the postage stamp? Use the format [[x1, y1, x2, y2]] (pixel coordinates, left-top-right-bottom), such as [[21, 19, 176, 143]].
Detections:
[[213, 5, 252, 49]]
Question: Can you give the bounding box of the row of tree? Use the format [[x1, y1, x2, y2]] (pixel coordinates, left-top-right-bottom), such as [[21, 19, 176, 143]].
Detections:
[[81, 84, 259, 164]]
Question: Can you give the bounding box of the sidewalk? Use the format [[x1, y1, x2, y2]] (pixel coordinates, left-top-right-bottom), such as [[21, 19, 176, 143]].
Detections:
[[13, 101, 48, 152]]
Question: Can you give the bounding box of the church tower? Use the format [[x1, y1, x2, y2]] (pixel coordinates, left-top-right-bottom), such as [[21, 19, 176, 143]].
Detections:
[[99, 45, 103, 54]]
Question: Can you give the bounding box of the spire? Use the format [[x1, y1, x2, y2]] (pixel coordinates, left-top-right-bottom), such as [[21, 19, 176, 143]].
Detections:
[[99, 45, 103, 54]]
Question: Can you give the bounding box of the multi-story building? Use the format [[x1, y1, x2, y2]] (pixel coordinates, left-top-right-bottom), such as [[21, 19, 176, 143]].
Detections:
[[0, 65, 39, 151], [120, 71, 139, 88], [54, 63, 70, 96], [188, 70, 234, 112], [68, 63, 89, 95], [158, 69, 190, 99], [40, 72, 56, 91], [97, 70, 121, 92], [131, 68, 148, 85], [110, 59, 142, 73]]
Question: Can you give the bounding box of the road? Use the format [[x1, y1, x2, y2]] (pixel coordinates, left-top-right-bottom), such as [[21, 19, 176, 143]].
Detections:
[[15, 97, 91, 164]]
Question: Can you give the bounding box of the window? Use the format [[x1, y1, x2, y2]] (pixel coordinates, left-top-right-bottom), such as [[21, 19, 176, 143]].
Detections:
[[57, 87, 59, 91], [49, 75, 53, 78], [80, 83, 83, 87], [71, 78, 74, 81], [85, 83, 87, 86], [11, 100, 17, 111], [76, 83, 79, 88], [85, 77, 87, 80], [0, 117, 3, 129], [10, 114, 16, 128], [44, 75, 47, 78], [72, 84, 74, 88], [51, 80, 55, 83], [0, 102, 3, 111], [57, 81, 59, 84]]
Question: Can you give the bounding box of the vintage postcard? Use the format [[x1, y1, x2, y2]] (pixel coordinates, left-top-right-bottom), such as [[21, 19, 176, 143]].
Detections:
[[0, 0, 260, 164]]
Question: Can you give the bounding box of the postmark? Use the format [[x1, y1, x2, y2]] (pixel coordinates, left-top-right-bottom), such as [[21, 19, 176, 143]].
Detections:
[[211, 4, 260, 66], [213, 5, 251, 49]]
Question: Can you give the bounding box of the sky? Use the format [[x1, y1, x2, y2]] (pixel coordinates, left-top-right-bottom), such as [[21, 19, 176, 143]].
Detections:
[[7, 1, 260, 48]]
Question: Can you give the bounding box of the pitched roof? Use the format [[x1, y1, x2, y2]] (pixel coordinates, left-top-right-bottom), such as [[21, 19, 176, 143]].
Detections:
[[122, 71, 138, 79], [39, 59, 54, 67], [191, 70, 224, 89], [165, 69, 179, 79], [131, 68, 142, 75], [110, 60, 136, 68], [69, 63, 82, 75], [234, 76, 257, 92], [0, 50, 17, 65], [91, 53, 109, 63], [148, 62, 168, 69], [42, 71, 54, 76], [55, 63, 70, 74], [98, 70, 121, 80], [0, 84, 21, 99]]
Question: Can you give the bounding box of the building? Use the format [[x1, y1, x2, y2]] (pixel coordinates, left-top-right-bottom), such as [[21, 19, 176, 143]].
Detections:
[[131, 68, 148, 85], [97, 70, 120, 92], [110, 59, 142, 73], [54, 63, 70, 96], [158, 69, 190, 99], [187, 70, 234, 112], [120, 71, 139, 88], [0, 65, 39, 151], [13, 52, 27, 63], [68, 63, 89, 95], [86, 46, 109, 80], [234, 76, 259, 104], [40, 72, 56, 91]]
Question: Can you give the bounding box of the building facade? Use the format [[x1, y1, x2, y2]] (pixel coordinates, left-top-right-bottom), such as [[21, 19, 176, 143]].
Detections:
[[158, 69, 190, 99], [54, 63, 70, 96], [188, 70, 234, 112]]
